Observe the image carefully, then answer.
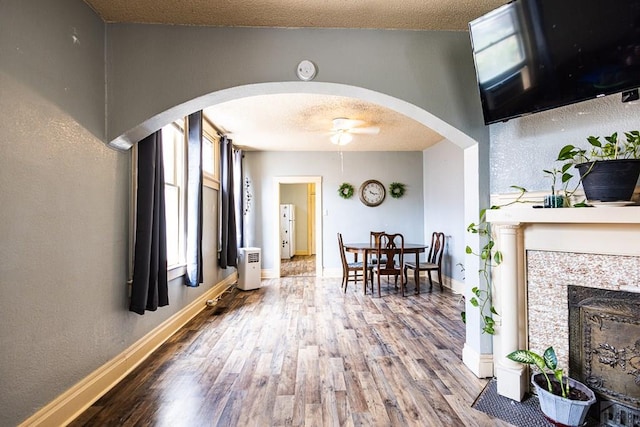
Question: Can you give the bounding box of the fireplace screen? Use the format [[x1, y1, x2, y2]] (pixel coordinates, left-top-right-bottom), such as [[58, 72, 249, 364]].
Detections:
[[569, 286, 640, 423]]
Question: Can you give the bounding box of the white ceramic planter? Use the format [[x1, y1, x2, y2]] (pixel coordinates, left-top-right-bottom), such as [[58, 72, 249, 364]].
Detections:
[[531, 374, 597, 427]]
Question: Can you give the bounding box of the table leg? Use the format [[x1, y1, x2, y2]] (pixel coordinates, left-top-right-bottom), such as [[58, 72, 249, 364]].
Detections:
[[415, 252, 420, 295], [362, 249, 368, 294]]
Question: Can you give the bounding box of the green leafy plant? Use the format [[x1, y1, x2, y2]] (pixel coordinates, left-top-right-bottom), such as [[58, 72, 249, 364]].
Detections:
[[543, 163, 573, 196], [338, 182, 354, 199], [507, 346, 570, 398], [389, 182, 406, 198], [462, 185, 527, 334], [553, 130, 640, 204], [558, 131, 640, 163]]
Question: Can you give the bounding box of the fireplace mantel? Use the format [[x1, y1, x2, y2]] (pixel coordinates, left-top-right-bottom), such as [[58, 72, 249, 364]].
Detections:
[[484, 206, 640, 401], [486, 205, 640, 224]]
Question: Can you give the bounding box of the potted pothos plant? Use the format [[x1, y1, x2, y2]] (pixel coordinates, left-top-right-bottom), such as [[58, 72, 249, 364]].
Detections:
[[556, 130, 640, 203], [507, 346, 596, 427], [463, 131, 639, 332]]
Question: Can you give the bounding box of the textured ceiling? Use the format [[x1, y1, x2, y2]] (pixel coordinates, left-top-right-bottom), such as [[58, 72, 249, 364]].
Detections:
[[85, 0, 501, 151], [203, 94, 443, 151], [82, 0, 505, 30]]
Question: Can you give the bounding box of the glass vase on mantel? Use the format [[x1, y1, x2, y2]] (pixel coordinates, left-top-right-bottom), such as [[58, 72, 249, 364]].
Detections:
[[544, 194, 565, 208]]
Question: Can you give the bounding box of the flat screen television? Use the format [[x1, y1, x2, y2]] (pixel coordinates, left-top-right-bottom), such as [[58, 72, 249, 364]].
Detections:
[[468, 0, 640, 124]]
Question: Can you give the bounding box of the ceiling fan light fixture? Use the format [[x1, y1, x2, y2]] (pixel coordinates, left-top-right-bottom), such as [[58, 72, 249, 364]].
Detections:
[[331, 131, 352, 145]]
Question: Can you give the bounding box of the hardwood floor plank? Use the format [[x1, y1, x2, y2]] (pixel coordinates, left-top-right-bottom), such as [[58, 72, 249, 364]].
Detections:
[[70, 277, 509, 427], [272, 395, 295, 426]]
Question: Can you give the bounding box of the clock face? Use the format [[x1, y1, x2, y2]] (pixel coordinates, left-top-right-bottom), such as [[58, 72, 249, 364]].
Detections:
[[359, 180, 386, 207]]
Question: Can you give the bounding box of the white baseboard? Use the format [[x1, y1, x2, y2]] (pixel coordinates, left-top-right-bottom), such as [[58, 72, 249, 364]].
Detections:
[[445, 275, 465, 295], [260, 268, 278, 279], [19, 274, 237, 427], [462, 343, 494, 378], [323, 267, 342, 278]]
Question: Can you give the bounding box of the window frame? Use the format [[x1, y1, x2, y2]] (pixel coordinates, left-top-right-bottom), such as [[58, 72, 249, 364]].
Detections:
[[202, 118, 221, 191], [162, 120, 187, 279]]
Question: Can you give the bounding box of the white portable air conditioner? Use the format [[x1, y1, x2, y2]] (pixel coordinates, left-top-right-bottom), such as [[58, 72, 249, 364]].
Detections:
[[237, 247, 261, 291]]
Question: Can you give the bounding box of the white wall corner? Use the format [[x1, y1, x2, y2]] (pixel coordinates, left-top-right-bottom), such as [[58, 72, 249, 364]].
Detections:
[[445, 275, 465, 295], [462, 344, 494, 378]]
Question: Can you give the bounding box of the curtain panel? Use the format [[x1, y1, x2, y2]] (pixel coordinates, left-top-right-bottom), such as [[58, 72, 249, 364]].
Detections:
[[233, 148, 244, 248], [185, 111, 204, 287], [219, 136, 238, 268], [130, 131, 169, 315]]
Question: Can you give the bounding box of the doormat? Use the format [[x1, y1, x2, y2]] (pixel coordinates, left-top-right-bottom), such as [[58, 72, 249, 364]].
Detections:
[[472, 378, 552, 427]]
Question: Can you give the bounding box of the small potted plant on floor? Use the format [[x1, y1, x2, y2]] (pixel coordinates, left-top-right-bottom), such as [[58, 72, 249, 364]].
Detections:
[[556, 130, 640, 203], [507, 346, 596, 427]]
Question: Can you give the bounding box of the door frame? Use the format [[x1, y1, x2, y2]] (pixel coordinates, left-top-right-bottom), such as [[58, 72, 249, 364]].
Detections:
[[273, 176, 323, 278]]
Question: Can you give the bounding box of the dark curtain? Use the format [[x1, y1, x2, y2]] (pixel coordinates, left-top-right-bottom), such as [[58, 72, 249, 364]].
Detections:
[[185, 111, 204, 287], [130, 131, 169, 315], [219, 135, 238, 268], [233, 148, 244, 248]]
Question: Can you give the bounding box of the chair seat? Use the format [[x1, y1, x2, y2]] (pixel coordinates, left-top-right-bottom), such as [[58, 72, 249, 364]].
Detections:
[[348, 261, 364, 268], [405, 262, 437, 270], [370, 256, 388, 264], [405, 231, 445, 294]]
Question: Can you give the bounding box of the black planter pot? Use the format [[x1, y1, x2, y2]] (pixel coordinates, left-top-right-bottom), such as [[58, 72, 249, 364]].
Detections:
[[576, 159, 640, 202]]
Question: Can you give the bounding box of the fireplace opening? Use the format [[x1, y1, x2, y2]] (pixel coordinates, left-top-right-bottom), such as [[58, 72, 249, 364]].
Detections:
[[568, 286, 640, 427]]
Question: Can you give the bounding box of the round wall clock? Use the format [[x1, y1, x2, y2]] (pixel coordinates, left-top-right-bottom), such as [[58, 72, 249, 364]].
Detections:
[[359, 179, 386, 207]]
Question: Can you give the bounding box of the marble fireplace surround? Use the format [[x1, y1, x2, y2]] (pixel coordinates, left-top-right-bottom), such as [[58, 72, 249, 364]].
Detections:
[[485, 206, 640, 401]]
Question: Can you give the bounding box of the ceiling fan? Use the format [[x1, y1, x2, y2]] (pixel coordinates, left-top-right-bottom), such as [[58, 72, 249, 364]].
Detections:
[[330, 118, 380, 145]]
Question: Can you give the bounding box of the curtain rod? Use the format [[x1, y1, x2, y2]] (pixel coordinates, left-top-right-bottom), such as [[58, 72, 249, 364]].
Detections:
[[203, 116, 227, 138]]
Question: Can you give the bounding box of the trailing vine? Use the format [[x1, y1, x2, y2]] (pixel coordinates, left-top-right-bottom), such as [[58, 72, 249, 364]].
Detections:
[[389, 182, 406, 198], [462, 185, 527, 335], [338, 182, 354, 199]]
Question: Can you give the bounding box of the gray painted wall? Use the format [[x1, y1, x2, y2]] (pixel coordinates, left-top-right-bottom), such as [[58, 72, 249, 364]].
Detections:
[[0, 1, 230, 425], [423, 140, 466, 284], [105, 25, 488, 149], [243, 151, 425, 272], [3, 1, 636, 425]]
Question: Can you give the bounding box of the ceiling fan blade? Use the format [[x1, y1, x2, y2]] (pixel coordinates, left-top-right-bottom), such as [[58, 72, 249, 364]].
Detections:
[[332, 118, 366, 130], [349, 126, 380, 135]]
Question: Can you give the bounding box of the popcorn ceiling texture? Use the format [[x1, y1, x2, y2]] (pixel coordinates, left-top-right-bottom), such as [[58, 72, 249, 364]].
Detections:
[[83, 0, 506, 30], [526, 250, 640, 369]]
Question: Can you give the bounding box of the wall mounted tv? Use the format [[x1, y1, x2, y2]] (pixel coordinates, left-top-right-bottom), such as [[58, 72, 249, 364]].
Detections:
[[469, 0, 640, 124]]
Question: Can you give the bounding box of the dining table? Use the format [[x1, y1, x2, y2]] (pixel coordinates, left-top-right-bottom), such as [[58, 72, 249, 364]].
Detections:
[[342, 242, 428, 294]]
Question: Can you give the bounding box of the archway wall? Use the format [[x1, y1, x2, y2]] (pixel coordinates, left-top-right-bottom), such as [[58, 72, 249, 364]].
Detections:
[[106, 25, 488, 150]]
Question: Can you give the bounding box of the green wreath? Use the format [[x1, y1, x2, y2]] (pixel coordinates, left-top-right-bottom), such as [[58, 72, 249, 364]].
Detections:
[[389, 182, 406, 199], [338, 182, 354, 199]]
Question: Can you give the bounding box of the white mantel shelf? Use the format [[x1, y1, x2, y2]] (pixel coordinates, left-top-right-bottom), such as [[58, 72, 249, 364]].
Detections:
[[486, 206, 640, 224]]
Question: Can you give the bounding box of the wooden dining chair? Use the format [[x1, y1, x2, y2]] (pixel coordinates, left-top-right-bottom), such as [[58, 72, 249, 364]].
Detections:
[[372, 232, 405, 297], [404, 231, 445, 293], [337, 233, 372, 292], [369, 231, 387, 265]]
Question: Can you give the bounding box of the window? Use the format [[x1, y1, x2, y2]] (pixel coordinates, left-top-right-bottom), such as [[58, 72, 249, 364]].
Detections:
[[130, 116, 221, 283], [162, 120, 186, 270], [471, 5, 526, 84], [202, 118, 220, 189]]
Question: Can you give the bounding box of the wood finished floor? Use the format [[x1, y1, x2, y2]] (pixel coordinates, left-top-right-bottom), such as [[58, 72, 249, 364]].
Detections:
[[70, 277, 511, 427]]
